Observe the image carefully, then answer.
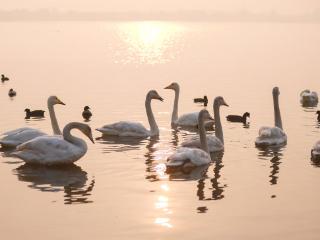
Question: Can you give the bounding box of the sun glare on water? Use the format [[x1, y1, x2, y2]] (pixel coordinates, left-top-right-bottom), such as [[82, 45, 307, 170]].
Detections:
[[115, 21, 185, 65]]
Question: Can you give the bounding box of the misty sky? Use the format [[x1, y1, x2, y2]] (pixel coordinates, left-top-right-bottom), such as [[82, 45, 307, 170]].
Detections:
[[1, 0, 320, 14]]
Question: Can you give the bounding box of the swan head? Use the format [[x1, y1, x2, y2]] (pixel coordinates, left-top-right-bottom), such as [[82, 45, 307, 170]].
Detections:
[[147, 90, 164, 102], [78, 123, 95, 144], [9, 88, 13, 91], [199, 109, 214, 122], [316, 111, 320, 115], [273, 87, 280, 96], [24, 108, 31, 113], [214, 96, 229, 107], [84, 106, 90, 110], [48, 96, 66, 106], [164, 82, 179, 91], [243, 112, 250, 118], [1, 74, 4, 77]]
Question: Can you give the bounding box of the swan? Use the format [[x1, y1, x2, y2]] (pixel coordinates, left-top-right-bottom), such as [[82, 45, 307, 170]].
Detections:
[[82, 106, 92, 121], [226, 112, 250, 123], [96, 90, 163, 137], [311, 141, 320, 160], [166, 109, 212, 169], [181, 96, 229, 152], [11, 122, 94, 165], [164, 82, 213, 128], [300, 89, 318, 106], [316, 111, 320, 122], [25, 108, 45, 119], [255, 87, 287, 147], [0, 96, 65, 148], [8, 88, 16, 97]]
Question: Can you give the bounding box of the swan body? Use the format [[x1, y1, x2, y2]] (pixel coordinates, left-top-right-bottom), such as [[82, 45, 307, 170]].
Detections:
[[82, 106, 92, 120], [255, 87, 287, 147], [226, 112, 250, 123], [25, 109, 45, 119], [300, 89, 318, 106], [255, 126, 287, 146], [311, 141, 320, 159], [182, 135, 224, 152], [96, 90, 163, 137], [8, 88, 16, 97], [167, 109, 212, 169], [11, 122, 94, 165], [0, 96, 65, 148], [181, 96, 228, 152], [165, 82, 213, 128]]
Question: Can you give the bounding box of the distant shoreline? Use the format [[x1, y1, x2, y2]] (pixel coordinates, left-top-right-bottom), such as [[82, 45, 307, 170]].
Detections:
[[0, 10, 320, 23]]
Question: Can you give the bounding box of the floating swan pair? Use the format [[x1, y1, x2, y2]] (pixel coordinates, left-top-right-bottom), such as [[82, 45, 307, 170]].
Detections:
[[167, 97, 228, 169], [1, 96, 94, 165], [96, 83, 214, 138]]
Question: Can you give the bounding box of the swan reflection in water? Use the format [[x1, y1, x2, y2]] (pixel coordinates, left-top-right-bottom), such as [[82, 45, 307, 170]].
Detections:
[[14, 163, 95, 204], [257, 146, 285, 186], [96, 135, 147, 153]]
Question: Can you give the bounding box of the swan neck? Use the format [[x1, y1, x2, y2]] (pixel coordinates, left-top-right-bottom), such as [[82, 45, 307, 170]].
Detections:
[[213, 102, 224, 144], [48, 101, 61, 135], [198, 116, 209, 153], [171, 88, 179, 123], [145, 97, 159, 136], [273, 93, 283, 129], [63, 123, 85, 147]]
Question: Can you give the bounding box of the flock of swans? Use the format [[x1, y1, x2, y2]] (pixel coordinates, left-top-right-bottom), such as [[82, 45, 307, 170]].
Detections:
[[1, 82, 320, 171]]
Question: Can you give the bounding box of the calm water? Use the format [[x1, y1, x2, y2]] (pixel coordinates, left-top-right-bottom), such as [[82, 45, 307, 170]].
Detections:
[[1, 21, 320, 239]]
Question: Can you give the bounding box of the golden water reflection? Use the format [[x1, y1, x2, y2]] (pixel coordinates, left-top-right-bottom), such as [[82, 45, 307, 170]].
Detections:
[[116, 22, 185, 65]]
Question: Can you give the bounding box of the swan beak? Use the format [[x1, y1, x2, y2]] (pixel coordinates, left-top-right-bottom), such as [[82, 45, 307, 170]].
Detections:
[[57, 99, 66, 105], [89, 135, 95, 144], [223, 101, 229, 107], [209, 116, 214, 121], [158, 96, 164, 102], [164, 85, 171, 89]]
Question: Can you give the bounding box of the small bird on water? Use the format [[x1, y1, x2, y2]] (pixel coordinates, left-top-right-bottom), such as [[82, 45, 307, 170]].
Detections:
[[194, 95, 208, 106], [25, 108, 45, 119], [8, 88, 16, 97], [1, 74, 9, 82], [82, 106, 92, 121]]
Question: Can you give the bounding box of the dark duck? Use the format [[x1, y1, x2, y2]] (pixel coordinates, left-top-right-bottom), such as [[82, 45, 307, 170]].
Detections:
[[8, 88, 16, 97], [1, 74, 9, 82], [82, 106, 92, 121], [226, 112, 250, 123], [25, 108, 45, 119], [194, 95, 208, 106]]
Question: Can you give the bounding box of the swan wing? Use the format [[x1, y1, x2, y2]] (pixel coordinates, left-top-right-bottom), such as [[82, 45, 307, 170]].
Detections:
[[181, 136, 224, 152], [12, 135, 85, 165], [0, 128, 46, 147], [177, 112, 199, 127], [256, 126, 287, 146], [97, 121, 149, 137], [167, 147, 211, 167]]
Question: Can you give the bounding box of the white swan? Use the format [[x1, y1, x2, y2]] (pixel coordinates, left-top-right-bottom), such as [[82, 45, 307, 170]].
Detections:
[[164, 82, 214, 128], [311, 141, 320, 160], [96, 90, 163, 137], [166, 109, 212, 169], [0, 96, 65, 148], [11, 122, 94, 165], [255, 87, 287, 147], [300, 89, 318, 106], [181, 96, 228, 152]]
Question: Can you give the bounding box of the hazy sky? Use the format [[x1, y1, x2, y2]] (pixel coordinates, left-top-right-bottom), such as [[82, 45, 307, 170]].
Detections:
[[1, 0, 320, 14]]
